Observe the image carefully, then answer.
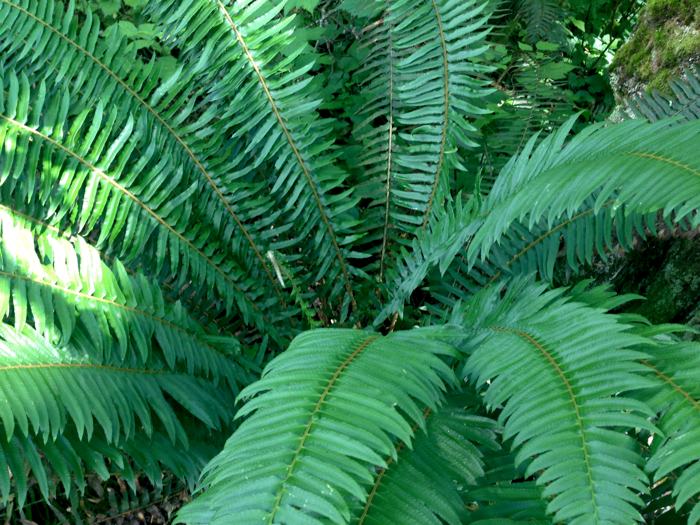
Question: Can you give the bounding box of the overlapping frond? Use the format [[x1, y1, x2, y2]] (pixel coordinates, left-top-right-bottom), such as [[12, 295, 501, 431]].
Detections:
[[349, 0, 493, 278], [0, 67, 280, 341], [0, 422, 223, 508], [0, 210, 251, 391], [354, 405, 499, 525], [375, 193, 482, 325], [145, 0, 364, 317], [458, 279, 658, 523], [640, 339, 700, 524], [481, 58, 573, 188], [175, 328, 458, 524], [624, 66, 700, 123], [0, 0, 296, 320]]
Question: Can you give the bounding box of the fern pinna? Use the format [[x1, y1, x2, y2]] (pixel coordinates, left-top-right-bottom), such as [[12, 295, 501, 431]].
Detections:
[[1, 0, 700, 523]]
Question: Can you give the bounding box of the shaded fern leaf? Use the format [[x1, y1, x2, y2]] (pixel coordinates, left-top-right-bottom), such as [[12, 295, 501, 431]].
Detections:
[[375, 192, 482, 325], [354, 406, 499, 525], [0, 422, 224, 508], [516, 0, 567, 44], [640, 340, 700, 524], [175, 328, 458, 524], [482, 58, 573, 188], [623, 66, 700, 123], [458, 279, 658, 523]]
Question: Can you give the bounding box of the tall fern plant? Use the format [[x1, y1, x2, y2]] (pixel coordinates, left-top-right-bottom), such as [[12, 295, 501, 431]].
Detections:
[[1, 0, 700, 523]]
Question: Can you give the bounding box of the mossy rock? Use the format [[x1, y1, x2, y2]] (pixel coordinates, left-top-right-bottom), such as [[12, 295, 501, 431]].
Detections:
[[612, 0, 700, 99]]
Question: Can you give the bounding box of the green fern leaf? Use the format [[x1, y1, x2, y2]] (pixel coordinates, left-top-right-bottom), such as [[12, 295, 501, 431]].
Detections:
[[459, 279, 659, 523], [175, 328, 458, 524]]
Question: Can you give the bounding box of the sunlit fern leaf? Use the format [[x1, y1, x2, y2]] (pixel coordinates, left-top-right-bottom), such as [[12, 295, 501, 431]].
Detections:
[[353, 406, 499, 525], [457, 279, 658, 523], [174, 328, 458, 524], [515, 0, 567, 44], [638, 339, 700, 524], [0, 69, 283, 340], [469, 116, 700, 264], [0, 0, 293, 317], [623, 66, 700, 123], [144, 0, 364, 318], [0, 321, 236, 457], [0, 208, 251, 395]]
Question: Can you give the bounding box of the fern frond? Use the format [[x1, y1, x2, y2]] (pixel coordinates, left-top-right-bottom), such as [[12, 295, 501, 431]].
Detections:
[[375, 193, 482, 325], [458, 279, 658, 523], [0, 0, 292, 314], [0, 322, 234, 448], [0, 422, 224, 508], [350, 0, 493, 279], [174, 328, 457, 524], [469, 115, 700, 263], [516, 0, 566, 44], [0, 207, 251, 393], [0, 69, 281, 340], [355, 406, 499, 525], [624, 66, 700, 123], [145, 0, 364, 316], [482, 57, 573, 187], [640, 340, 700, 523]]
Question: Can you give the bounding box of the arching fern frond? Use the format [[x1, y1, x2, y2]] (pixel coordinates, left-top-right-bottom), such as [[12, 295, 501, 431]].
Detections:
[[459, 279, 658, 523], [174, 328, 458, 524], [0, 0, 291, 314], [0, 322, 234, 448], [0, 210, 250, 392], [469, 116, 700, 263], [145, 0, 364, 317]]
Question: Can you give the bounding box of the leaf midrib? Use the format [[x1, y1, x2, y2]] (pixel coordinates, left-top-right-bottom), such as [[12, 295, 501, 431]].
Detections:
[[490, 327, 599, 522], [266, 335, 379, 523], [421, 0, 450, 231]]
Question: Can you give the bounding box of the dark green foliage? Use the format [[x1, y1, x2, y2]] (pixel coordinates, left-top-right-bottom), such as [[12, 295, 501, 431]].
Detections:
[[1, 0, 700, 523]]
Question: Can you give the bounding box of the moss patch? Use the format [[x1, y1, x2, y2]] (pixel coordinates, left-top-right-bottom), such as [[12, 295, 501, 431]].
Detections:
[[612, 0, 700, 97]]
